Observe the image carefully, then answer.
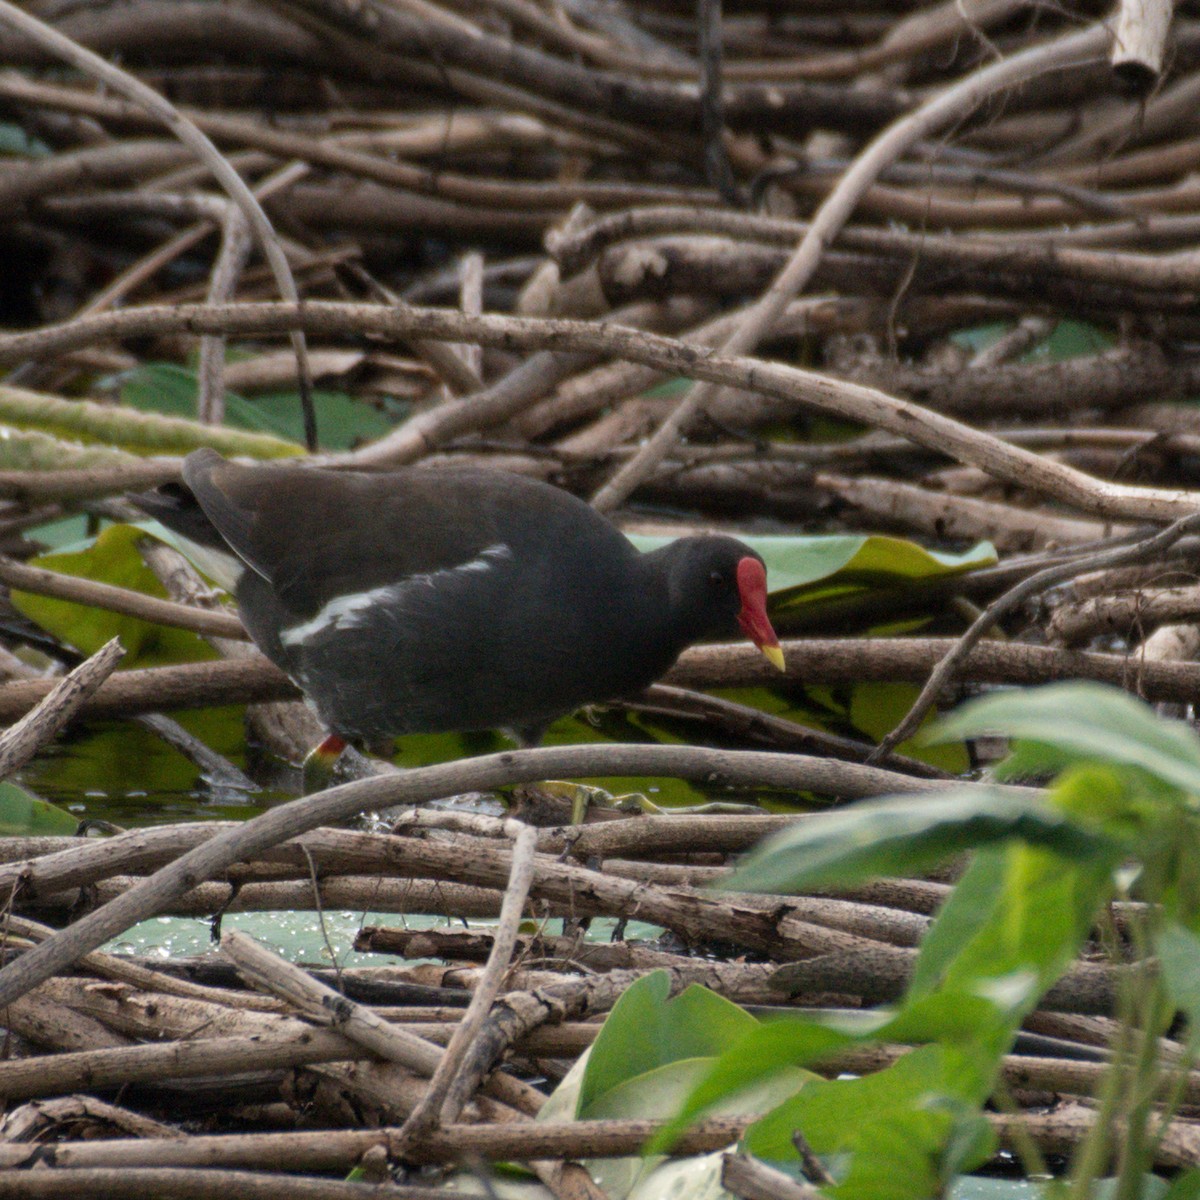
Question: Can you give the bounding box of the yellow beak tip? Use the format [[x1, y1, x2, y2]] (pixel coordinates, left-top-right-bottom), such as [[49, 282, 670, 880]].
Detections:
[[761, 644, 786, 673]]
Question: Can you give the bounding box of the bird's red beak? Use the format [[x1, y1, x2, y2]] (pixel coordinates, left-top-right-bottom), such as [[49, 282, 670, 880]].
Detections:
[[735, 557, 785, 672]]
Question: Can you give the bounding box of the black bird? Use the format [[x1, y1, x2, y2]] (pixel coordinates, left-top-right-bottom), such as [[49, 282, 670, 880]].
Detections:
[[135, 449, 784, 782]]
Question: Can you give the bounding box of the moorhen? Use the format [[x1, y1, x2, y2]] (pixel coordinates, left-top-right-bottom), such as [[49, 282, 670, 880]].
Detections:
[[135, 449, 784, 782]]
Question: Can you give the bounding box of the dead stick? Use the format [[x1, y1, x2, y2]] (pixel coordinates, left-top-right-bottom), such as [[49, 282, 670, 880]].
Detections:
[[0, 744, 937, 1011], [399, 824, 538, 1142], [6, 637, 1200, 725], [0, 555, 247, 640], [588, 18, 1112, 512], [0, 638, 124, 779], [873, 508, 1200, 760]]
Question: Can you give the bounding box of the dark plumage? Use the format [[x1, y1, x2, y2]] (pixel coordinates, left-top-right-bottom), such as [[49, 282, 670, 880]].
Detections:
[[135, 449, 783, 753]]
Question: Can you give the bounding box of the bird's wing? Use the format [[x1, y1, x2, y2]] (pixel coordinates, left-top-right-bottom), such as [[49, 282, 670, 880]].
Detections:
[[182, 452, 519, 617]]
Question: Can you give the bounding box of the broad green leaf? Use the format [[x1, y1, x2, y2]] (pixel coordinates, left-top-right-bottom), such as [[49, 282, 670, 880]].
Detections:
[[27, 514, 92, 551], [621, 1153, 730, 1200], [909, 848, 1007, 1000], [122, 363, 292, 437], [392, 712, 757, 810], [0, 780, 78, 835], [723, 788, 1118, 895], [951, 319, 1110, 362], [1024, 319, 1112, 362], [930, 683, 1200, 799], [12, 523, 216, 668], [1039, 763, 1154, 833], [1157, 923, 1200, 1047], [659, 993, 1015, 1159], [911, 843, 1113, 1011], [584, 1057, 805, 1200], [882, 992, 1015, 1080], [251, 391, 395, 449], [651, 1014, 859, 1151], [744, 1046, 996, 1200], [21, 713, 247, 810], [580, 973, 756, 1115], [849, 682, 969, 775], [121, 364, 394, 450]]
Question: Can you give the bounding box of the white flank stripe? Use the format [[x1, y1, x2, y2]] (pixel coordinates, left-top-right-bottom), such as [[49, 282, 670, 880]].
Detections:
[[281, 542, 511, 647]]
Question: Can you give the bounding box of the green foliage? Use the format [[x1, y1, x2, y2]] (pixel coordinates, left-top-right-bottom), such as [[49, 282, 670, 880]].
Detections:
[[539, 974, 814, 1200], [11, 523, 216, 668], [722, 788, 1117, 894], [744, 1048, 996, 1200], [579, 973, 758, 1115], [121, 363, 394, 450], [930, 683, 1200, 798], [951, 319, 1110, 362], [658, 683, 1200, 1199], [0, 779, 79, 835]]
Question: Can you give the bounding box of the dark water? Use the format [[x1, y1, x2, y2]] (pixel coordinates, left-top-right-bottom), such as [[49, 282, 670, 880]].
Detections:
[[18, 704, 804, 830], [18, 719, 288, 827]]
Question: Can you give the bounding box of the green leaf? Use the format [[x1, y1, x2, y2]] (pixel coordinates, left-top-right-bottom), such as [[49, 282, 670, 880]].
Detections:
[[881, 992, 1016, 1076], [909, 848, 1007, 999], [20, 714, 248, 813], [1157, 922, 1200, 1046], [27, 514, 92, 551], [11, 523, 216, 668], [251, 391, 394, 450], [910, 843, 1113, 1010], [579, 973, 757, 1115], [122, 363, 298, 438], [744, 1046, 996, 1200], [393, 713, 743, 810], [951, 319, 1110, 362], [930, 683, 1200, 799], [723, 788, 1118, 895], [122, 364, 393, 450], [849, 682, 969, 775], [584, 1058, 804, 1200], [1024, 319, 1112, 362], [651, 1014, 859, 1151], [0, 780, 79, 835]]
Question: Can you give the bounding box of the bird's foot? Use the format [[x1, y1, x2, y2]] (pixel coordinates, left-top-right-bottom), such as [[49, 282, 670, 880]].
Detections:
[[301, 734, 348, 794]]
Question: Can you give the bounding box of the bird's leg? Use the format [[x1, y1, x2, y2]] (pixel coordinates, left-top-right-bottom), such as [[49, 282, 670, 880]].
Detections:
[[301, 734, 348, 794]]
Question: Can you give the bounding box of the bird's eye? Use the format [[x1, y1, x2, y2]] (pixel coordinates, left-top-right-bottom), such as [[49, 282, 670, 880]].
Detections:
[[709, 570, 726, 588]]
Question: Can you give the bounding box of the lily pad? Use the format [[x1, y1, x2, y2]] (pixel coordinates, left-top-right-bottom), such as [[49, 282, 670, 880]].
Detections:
[[11, 523, 216, 669], [121, 363, 394, 450]]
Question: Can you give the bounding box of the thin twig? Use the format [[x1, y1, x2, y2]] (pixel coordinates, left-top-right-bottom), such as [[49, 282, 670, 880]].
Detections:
[[396, 823, 539, 1143], [588, 18, 1113, 512], [0, 0, 317, 448], [872, 510, 1200, 761], [0, 555, 247, 641], [0, 301, 1196, 522]]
